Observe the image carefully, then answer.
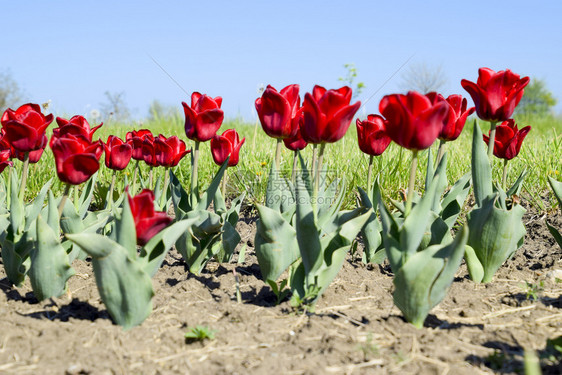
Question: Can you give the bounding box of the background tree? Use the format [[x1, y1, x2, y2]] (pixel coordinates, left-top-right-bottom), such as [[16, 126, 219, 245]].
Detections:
[[400, 62, 447, 94], [338, 63, 365, 99], [0, 70, 25, 111], [148, 99, 180, 121], [100, 91, 131, 123], [515, 78, 557, 117]]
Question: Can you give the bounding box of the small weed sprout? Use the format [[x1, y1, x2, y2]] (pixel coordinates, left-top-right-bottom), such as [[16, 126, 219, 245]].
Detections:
[[184, 325, 216, 343], [522, 280, 544, 301]]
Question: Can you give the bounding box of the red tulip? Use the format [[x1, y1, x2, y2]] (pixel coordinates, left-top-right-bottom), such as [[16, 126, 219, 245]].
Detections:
[[301, 85, 361, 144], [0, 103, 53, 152], [483, 119, 531, 160], [283, 123, 308, 151], [51, 134, 103, 185], [210, 129, 245, 167], [426, 93, 475, 142], [379, 91, 449, 150], [0, 145, 12, 173], [461, 68, 529, 122], [153, 135, 190, 167], [51, 115, 102, 145], [128, 189, 172, 246], [126, 129, 154, 161], [356, 115, 392, 156], [255, 84, 300, 139], [141, 138, 159, 167], [104, 135, 133, 170], [182, 92, 224, 142]]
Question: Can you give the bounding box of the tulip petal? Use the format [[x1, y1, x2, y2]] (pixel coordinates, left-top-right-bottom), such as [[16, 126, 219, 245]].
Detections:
[[60, 154, 100, 185], [323, 101, 361, 143]]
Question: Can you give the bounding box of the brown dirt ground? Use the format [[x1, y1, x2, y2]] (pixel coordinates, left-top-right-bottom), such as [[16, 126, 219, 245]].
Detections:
[[0, 205, 561, 375]]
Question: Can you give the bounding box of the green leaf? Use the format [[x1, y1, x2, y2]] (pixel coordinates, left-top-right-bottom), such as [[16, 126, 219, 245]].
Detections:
[[295, 174, 323, 276], [9, 169, 24, 235], [65, 233, 127, 259], [463, 245, 484, 283], [546, 222, 562, 250], [79, 173, 97, 218], [24, 178, 53, 231], [471, 121, 493, 206], [440, 172, 471, 229], [466, 195, 526, 283], [195, 159, 228, 212], [169, 169, 191, 216], [46, 191, 60, 234], [117, 196, 137, 260], [548, 176, 562, 207], [506, 168, 527, 197], [254, 204, 299, 282], [358, 186, 384, 264], [29, 215, 75, 301], [215, 221, 241, 264]]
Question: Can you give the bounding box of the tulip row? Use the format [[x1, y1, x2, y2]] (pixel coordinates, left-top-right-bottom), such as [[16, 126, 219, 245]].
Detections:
[[0, 66, 557, 331]]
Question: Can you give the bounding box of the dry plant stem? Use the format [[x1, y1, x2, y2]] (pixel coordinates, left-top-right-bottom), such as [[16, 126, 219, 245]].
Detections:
[[191, 141, 200, 196], [435, 139, 446, 167], [405, 150, 419, 217], [502, 159, 508, 191], [291, 150, 298, 184], [58, 184, 72, 217], [233, 267, 242, 303], [367, 155, 374, 189], [274, 139, 282, 171], [18, 153, 30, 202], [131, 160, 139, 195], [487, 121, 497, 160]]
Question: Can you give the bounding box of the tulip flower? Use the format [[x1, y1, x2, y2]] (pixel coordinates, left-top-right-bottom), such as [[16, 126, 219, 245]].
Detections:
[[210, 129, 245, 167], [283, 124, 307, 152], [379, 91, 450, 215], [255, 84, 300, 140], [51, 115, 102, 145], [301, 85, 361, 144], [356, 114, 392, 189], [153, 135, 190, 168], [356, 115, 391, 156], [0, 147, 12, 173], [425, 93, 475, 142], [104, 135, 133, 171], [483, 119, 530, 160], [126, 129, 154, 161], [51, 134, 103, 185], [182, 92, 224, 143], [0, 103, 53, 153], [461, 68, 529, 123], [128, 189, 172, 246], [379, 91, 449, 151]]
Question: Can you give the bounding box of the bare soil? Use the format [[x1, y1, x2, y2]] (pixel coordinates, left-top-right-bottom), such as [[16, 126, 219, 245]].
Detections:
[[1, 206, 561, 375]]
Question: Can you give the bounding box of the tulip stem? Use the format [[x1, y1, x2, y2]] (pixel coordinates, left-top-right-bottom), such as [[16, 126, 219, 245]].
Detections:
[[405, 150, 419, 217], [311, 144, 318, 187], [148, 167, 154, 190], [108, 171, 117, 208], [74, 184, 79, 210], [315, 143, 326, 202], [252, 117, 259, 152], [58, 184, 72, 218], [502, 159, 508, 191], [367, 155, 374, 190], [191, 141, 200, 198], [18, 153, 30, 202], [221, 169, 228, 198], [487, 121, 497, 160], [160, 168, 170, 210], [132, 160, 139, 195], [274, 139, 282, 171], [435, 139, 446, 168], [291, 150, 298, 185]]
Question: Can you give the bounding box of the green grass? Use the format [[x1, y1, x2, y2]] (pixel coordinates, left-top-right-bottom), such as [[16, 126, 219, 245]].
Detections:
[[10, 113, 562, 212]]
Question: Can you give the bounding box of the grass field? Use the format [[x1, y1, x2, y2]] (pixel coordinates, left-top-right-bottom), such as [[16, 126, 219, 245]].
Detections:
[[16, 113, 562, 211]]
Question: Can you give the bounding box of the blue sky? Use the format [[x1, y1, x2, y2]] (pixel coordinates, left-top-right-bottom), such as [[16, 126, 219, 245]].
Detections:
[[2, 0, 561, 121]]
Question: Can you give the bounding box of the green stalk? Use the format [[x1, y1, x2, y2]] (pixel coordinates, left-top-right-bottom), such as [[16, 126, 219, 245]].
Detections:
[[221, 169, 228, 198], [7, 166, 11, 210], [148, 166, 154, 190], [191, 141, 200, 197], [367, 155, 374, 190], [274, 139, 282, 171], [487, 121, 497, 160], [311, 144, 318, 189], [108, 170, 117, 208], [291, 150, 298, 185], [435, 139, 446, 167], [502, 159, 508, 191], [74, 184, 79, 210], [404, 150, 419, 217], [58, 184, 72, 218], [160, 167, 170, 209], [131, 160, 139, 195], [315, 143, 326, 195], [18, 152, 30, 202]]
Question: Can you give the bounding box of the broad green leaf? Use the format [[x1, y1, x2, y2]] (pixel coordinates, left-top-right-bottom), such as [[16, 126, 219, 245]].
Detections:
[[29, 215, 75, 301], [358, 186, 384, 264], [169, 169, 191, 216], [46, 191, 60, 234], [255, 204, 299, 282], [506, 168, 527, 197], [441, 172, 471, 229], [24, 178, 53, 231], [117, 196, 137, 259], [463, 245, 484, 283], [9, 169, 24, 235], [195, 159, 228, 212], [548, 177, 562, 207], [546, 222, 562, 250], [79, 173, 97, 218], [295, 174, 323, 276]]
